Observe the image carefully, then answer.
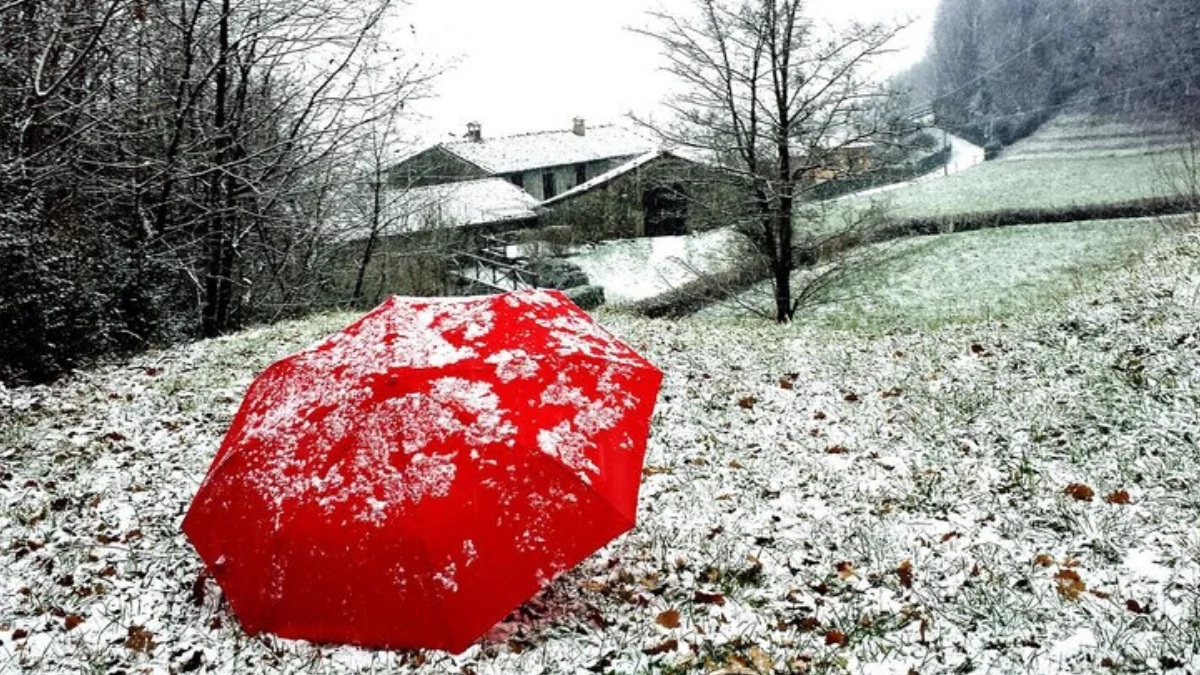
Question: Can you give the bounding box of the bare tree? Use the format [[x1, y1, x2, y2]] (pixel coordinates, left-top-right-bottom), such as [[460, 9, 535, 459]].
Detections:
[[0, 0, 436, 382], [635, 0, 909, 322]]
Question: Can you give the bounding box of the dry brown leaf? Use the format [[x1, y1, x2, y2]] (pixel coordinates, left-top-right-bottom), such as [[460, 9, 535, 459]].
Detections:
[[779, 379, 795, 390], [1055, 569, 1086, 601], [656, 609, 681, 629], [897, 560, 914, 589], [642, 465, 671, 477], [749, 645, 774, 672], [1065, 483, 1095, 501], [63, 614, 84, 631], [1105, 490, 1131, 505], [824, 445, 849, 455], [738, 396, 757, 410], [125, 625, 155, 654], [797, 616, 821, 632], [1034, 554, 1055, 567], [642, 638, 678, 656], [824, 630, 847, 646], [694, 591, 726, 606], [835, 561, 855, 579], [1126, 598, 1148, 614]]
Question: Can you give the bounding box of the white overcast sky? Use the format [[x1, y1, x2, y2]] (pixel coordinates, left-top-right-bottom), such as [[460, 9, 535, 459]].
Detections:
[[396, 0, 939, 144]]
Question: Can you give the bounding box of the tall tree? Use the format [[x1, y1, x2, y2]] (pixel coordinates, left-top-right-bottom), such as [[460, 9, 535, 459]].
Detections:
[[636, 0, 907, 322]]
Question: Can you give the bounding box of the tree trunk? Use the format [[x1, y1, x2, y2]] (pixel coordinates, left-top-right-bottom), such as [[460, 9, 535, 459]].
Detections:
[[352, 176, 383, 306], [202, 0, 233, 338]]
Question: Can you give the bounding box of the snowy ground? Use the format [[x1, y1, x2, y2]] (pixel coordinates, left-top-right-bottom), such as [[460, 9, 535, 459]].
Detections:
[[3, 228, 1200, 674], [712, 217, 1171, 331], [567, 228, 750, 304]]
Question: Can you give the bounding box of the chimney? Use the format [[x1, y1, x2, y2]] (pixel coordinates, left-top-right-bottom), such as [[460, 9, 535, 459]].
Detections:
[[466, 122, 482, 143], [572, 117, 586, 137]]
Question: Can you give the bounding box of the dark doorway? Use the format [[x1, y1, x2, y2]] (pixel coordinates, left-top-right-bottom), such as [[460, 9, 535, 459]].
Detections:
[[642, 184, 687, 237]]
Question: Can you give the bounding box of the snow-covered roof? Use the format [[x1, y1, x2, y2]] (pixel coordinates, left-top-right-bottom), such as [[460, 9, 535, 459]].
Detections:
[[340, 179, 539, 241], [540, 150, 667, 207], [441, 125, 656, 175]]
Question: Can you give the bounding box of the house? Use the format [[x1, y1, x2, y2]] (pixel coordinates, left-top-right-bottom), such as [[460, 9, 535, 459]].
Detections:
[[379, 119, 717, 248], [389, 119, 657, 201], [540, 149, 716, 238]]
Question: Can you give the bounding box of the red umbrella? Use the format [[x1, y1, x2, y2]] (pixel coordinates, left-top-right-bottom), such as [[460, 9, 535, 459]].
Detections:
[[182, 290, 662, 653]]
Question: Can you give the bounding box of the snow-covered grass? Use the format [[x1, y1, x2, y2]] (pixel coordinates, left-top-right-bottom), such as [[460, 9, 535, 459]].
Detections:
[[824, 111, 1193, 226], [831, 151, 1187, 223], [568, 228, 750, 304], [719, 217, 1171, 333], [4, 227, 1200, 674]]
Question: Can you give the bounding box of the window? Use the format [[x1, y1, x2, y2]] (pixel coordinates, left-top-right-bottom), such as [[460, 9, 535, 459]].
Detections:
[[575, 163, 587, 186], [542, 171, 556, 199]]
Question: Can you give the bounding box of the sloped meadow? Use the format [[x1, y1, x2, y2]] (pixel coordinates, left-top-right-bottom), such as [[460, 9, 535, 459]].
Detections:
[[2, 230, 1200, 674]]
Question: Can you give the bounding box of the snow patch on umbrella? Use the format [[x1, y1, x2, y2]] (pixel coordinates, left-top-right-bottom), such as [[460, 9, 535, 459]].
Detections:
[[485, 349, 539, 382], [538, 422, 599, 480]]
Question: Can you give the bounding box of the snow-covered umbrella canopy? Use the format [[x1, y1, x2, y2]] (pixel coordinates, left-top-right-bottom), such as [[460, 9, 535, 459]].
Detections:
[[182, 290, 663, 653]]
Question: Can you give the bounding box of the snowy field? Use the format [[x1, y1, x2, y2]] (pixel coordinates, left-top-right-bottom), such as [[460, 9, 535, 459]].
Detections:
[[3, 228, 1200, 673], [827, 112, 1195, 226], [715, 217, 1170, 332]]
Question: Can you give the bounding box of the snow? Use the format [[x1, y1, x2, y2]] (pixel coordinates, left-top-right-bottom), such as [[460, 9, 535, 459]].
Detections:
[[568, 228, 750, 304], [3, 231, 1200, 673], [341, 178, 539, 240], [440, 125, 656, 175]]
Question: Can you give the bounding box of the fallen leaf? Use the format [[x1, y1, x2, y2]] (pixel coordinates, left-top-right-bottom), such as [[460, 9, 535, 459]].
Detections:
[[1126, 599, 1148, 614], [63, 614, 84, 631], [824, 630, 847, 646], [728, 460, 744, 469], [779, 379, 794, 390], [738, 396, 757, 410], [897, 560, 913, 589], [835, 561, 855, 579], [843, 392, 860, 402], [580, 579, 607, 593], [824, 445, 849, 455], [642, 638, 678, 656], [125, 625, 155, 654], [1034, 554, 1055, 567], [642, 465, 671, 477], [749, 645, 774, 672], [813, 411, 827, 420], [880, 388, 903, 399], [941, 531, 961, 542], [1105, 490, 1131, 505], [1064, 483, 1095, 501], [1055, 569, 1086, 601], [797, 616, 820, 632], [12, 628, 28, 640], [656, 609, 681, 629], [694, 591, 726, 606]]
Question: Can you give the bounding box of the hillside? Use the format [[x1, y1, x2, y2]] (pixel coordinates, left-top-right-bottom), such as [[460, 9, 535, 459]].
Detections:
[[3, 225, 1199, 674], [824, 110, 1196, 230]]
